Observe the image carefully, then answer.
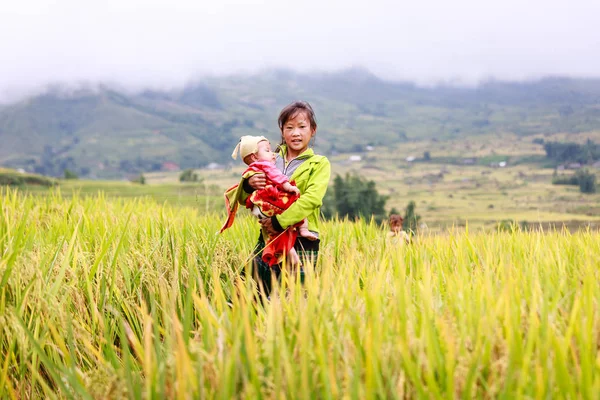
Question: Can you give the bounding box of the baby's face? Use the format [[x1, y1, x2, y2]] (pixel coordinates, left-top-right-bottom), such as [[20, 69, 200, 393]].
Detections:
[[255, 140, 276, 163]]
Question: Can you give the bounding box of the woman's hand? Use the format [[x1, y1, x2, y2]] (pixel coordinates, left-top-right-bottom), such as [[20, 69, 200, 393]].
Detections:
[[260, 218, 279, 236], [247, 173, 266, 190]]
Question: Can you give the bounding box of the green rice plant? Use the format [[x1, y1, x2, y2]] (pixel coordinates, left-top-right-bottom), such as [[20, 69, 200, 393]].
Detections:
[[1, 186, 600, 398]]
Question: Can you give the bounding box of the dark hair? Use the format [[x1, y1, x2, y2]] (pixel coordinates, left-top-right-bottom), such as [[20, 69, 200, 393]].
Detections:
[[389, 214, 403, 221], [389, 214, 404, 226], [278, 101, 317, 132]]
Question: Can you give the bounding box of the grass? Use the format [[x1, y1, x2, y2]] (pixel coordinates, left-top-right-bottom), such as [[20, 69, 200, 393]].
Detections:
[[1, 187, 600, 398], [18, 179, 224, 214], [6, 130, 600, 231], [0, 168, 56, 187]]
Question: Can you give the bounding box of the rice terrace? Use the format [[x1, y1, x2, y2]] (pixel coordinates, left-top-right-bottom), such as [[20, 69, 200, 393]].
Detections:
[[2, 135, 600, 398], [2, 73, 600, 398]]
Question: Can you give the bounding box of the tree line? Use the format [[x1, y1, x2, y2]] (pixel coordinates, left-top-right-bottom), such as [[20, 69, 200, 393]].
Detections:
[[542, 139, 599, 164], [322, 173, 421, 233], [553, 169, 597, 193]]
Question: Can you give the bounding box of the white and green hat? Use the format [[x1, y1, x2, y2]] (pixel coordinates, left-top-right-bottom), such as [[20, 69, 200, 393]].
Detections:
[[231, 135, 269, 160]]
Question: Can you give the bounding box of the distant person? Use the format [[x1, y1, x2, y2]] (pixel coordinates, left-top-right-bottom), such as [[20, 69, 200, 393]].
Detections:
[[388, 214, 411, 244], [229, 101, 331, 298], [220, 135, 317, 267]]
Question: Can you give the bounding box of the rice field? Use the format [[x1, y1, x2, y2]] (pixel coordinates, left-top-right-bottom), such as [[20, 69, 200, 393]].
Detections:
[[1, 187, 600, 398]]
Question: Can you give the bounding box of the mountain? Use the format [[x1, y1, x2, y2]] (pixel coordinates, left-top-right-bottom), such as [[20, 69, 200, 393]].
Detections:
[[1, 69, 600, 178]]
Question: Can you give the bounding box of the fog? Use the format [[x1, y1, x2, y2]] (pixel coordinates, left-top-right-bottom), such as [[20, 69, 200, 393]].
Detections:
[[1, 0, 599, 101]]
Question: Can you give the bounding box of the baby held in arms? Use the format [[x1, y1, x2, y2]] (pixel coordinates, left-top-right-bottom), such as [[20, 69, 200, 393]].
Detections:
[[237, 136, 317, 243], [220, 135, 316, 267]]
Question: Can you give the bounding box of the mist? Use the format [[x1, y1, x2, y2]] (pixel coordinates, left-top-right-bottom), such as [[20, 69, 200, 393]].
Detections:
[[1, 0, 599, 102]]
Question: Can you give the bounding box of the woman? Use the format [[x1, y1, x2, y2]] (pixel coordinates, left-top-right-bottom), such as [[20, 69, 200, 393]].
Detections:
[[244, 101, 331, 296]]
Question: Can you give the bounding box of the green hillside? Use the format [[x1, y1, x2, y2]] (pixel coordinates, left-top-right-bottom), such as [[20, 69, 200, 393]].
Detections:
[[0, 168, 56, 187], [1, 69, 600, 178]]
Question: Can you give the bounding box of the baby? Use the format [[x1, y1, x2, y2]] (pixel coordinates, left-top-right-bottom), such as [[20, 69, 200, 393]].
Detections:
[[221, 135, 316, 266]]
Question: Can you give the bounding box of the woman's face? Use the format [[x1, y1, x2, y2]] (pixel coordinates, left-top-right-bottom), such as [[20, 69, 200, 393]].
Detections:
[[281, 112, 316, 159]]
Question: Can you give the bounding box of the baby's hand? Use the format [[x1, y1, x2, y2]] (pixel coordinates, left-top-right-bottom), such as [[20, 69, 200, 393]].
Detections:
[[282, 182, 300, 194]]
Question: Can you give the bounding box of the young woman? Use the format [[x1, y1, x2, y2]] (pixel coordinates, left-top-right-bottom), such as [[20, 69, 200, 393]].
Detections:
[[245, 101, 330, 296]]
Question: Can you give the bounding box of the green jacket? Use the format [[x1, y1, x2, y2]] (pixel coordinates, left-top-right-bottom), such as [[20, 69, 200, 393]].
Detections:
[[275, 146, 330, 234], [240, 146, 331, 234]]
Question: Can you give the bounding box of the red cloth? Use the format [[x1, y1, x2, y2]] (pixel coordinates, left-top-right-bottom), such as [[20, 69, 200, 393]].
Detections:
[[220, 162, 288, 233], [246, 162, 302, 266], [220, 161, 302, 267], [248, 184, 301, 266]]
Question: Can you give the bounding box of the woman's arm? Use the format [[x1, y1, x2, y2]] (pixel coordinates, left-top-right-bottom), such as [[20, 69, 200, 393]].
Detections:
[[235, 172, 267, 206], [246, 173, 266, 191]]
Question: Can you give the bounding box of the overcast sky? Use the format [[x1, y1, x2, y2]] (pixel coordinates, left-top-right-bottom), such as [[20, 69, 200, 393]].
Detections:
[[1, 0, 599, 101]]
